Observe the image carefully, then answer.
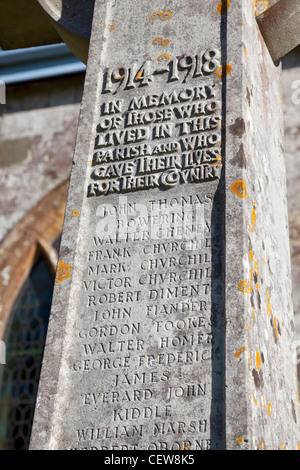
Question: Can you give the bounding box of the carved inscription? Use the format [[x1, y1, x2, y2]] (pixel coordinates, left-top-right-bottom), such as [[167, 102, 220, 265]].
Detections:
[[87, 50, 222, 197], [69, 47, 222, 450], [69, 189, 215, 449]]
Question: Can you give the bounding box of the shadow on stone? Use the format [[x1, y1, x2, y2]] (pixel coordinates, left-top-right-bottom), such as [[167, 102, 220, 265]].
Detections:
[[210, 7, 227, 450]]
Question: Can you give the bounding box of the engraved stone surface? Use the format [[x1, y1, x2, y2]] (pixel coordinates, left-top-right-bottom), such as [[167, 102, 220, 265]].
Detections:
[[30, 0, 300, 450]]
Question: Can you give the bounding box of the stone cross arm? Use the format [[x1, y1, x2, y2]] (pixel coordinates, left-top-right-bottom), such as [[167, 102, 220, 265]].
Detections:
[[0, 0, 62, 51], [0, 0, 93, 63], [257, 0, 300, 62], [0, 0, 299, 64]]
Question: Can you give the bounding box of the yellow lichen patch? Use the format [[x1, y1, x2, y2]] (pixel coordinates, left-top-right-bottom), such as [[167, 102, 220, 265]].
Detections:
[[136, 71, 143, 79], [160, 11, 172, 21], [180, 446, 189, 450], [249, 260, 259, 286], [237, 437, 244, 444], [266, 291, 272, 317], [261, 395, 266, 409], [104, 23, 115, 31], [235, 346, 247, 358], [219, 140, 226, 151], [149, 11, 162, 23], [149, 10, 172, 23], [231, 180, 247, 199], [249, 207, 256, 232], [268, 403, 273, 416], [261, 442, 265, 450], [253, 1, 269, 17], [281, 443, 285, 450], [213, 155, 223, 168], [56, 261, 72, 284], [235, 346, 251, 364], [256, 351, 261, 371], [216, 63, 232, 79], [217, 0, 231, 14], [249, 250, 254, 262], [244, 49, 248, 59], [157, 53, 170, 63], [72, 209, 80, 218], [239, 280, 253, 294], [274, 317, 279, 340], [152, 37, 170, 47]]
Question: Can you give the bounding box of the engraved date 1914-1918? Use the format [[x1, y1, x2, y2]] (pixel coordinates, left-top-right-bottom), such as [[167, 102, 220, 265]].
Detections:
[[102, 49, 221, 95]]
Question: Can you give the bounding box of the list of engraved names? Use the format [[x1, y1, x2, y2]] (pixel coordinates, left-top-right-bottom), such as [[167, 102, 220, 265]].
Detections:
[[69, 49, 222, 450]]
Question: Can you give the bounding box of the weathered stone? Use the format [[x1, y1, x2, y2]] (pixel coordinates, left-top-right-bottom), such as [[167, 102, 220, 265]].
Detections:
[[0, 0, 92, 62], [0, 0, 61, 50], [30, 0, 300, 450], [281, 49, 300, 346], [1, 0, 297, 66], [257, 0, 300, 62], [0, 138, 30, 168], [0, 103, 80, 242], [37, 0, 94, 64]]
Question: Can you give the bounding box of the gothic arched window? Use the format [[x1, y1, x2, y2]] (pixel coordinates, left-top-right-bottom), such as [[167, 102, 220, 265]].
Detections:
[[0, 257, 54, 449], [0, 180, 68, 450]]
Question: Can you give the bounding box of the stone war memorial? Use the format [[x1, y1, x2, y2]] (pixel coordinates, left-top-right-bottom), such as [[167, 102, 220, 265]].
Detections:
[[2, 0, 298, 450]]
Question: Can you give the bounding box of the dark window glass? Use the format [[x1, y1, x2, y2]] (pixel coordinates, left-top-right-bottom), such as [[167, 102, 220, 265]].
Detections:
[[0, 258, 54, 450]]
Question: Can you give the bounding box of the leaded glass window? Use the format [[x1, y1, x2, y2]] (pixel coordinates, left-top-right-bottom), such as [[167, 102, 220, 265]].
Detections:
[[0, 257, 54, 450]]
